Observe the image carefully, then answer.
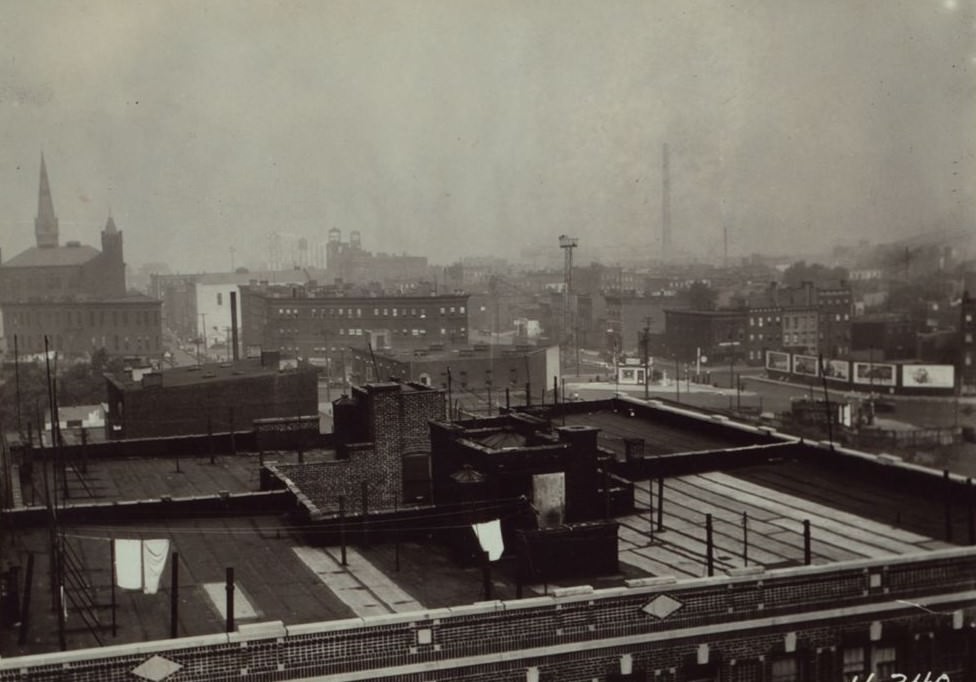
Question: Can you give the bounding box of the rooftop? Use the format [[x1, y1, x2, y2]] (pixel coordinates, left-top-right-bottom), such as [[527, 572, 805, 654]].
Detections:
[[106, 357, 309, 390], [2, 395, 970, 657], [1, 244, 100, 268]]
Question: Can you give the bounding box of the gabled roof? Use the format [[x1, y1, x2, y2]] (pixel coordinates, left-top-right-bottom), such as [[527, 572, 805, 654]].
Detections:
[[1, 244, 100, 268]]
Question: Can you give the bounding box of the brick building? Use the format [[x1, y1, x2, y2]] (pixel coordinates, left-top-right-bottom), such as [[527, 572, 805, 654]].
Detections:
[[851, 314, 918, 361], [663, 309, 747, 363], [240, 282, 470, 369], [605, 292, 687, 354], [325, 228, 429, 287], [429, 417, 608, 523], [3, 295, 162, 358], [816, 282, 853, 357], [744, 304, 782, 364], [0, 156, 161, 359], [348, 344, 559, 403], [104, 353, 318, 439], [742, 281, 852, 364]]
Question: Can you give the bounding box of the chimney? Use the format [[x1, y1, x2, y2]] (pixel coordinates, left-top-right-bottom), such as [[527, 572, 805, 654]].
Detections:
[[802, 281, 814, 306], [230, 290, 240, 361]]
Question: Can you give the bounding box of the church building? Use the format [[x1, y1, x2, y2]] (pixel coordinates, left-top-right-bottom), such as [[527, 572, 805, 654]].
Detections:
[[0, 156, 163, 359]]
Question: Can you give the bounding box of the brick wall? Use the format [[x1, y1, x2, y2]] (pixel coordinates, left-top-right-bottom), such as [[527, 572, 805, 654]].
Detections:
[[4, 547, 976, 681], [267, 383, 445, 513]]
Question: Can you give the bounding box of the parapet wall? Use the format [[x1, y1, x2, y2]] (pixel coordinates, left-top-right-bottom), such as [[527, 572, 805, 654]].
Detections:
[[4, 547, 976, 681]]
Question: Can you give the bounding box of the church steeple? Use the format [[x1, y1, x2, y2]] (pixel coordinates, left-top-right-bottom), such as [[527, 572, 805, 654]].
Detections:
[[35, 153, 59, 248]]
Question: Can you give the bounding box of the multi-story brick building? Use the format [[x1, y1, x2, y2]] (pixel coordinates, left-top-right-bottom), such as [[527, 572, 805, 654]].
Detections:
[[743, 280, 851, 364], [744, 304, 783, 365], [3, 295, 162, 358], [816, 282, 853, 357], [0, 157, 162, 359], [240, 282, 470, 370]]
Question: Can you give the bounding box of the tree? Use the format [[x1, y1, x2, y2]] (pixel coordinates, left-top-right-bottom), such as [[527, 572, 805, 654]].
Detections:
[[781, 261, 849, 287], [0, 351, 124, 433]]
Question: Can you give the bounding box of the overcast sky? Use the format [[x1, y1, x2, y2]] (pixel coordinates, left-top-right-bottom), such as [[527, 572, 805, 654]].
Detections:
[[0, 0, 973, 272]]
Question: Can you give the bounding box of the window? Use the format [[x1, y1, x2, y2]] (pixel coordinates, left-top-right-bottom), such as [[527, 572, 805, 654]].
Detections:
[[842, 647, 865, 677], [770, 657, 798, 682], [872, 646, 897, 678], [217, 293, 223, 306]]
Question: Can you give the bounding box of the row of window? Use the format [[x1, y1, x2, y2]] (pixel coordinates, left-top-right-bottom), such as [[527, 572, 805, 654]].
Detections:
[[14, 334, 160, 353], [7, 309, 161, 328], [274, 305, 466, 319], [276, 327, 466, 338]]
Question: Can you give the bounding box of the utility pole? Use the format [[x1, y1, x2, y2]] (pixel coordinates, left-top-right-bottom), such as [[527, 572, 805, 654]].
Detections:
[[640, 319, 652, 400], [559, 235, 579, 377], [199, 313, 208, 360]]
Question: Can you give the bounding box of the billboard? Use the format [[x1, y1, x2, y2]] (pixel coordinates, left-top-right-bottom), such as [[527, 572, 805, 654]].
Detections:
[[901, 364, 955, 389], [765, 350, 790, 372], [821, 359, 850, 382], [792, 354, 820, 377], [853, 362, 896, 387]]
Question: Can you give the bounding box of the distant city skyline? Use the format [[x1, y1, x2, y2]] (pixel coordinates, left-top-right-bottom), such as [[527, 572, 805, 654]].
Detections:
[[1, 1, 972, 273]]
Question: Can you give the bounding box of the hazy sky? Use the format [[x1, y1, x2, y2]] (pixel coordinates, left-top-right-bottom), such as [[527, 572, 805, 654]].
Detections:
[[0, 0, 973, 272]]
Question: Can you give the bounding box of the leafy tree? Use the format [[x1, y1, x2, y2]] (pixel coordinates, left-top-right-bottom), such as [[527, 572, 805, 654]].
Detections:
[[0, 351, 124, 433], [781, 261, 849, 287]]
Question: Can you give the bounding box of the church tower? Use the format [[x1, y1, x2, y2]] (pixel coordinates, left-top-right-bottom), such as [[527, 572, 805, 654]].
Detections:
[[100, 212, 126, 296], [35, 154, 59, 248]]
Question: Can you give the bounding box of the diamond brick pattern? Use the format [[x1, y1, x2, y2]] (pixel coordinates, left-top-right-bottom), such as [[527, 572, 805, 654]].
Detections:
[[131, 655, 182, 681], [642, 594, 683, 619]]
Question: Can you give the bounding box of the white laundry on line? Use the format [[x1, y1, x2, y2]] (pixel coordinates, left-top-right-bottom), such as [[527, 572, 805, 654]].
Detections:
[[471, 519, 504, 561], [114, 539, 170, 594]]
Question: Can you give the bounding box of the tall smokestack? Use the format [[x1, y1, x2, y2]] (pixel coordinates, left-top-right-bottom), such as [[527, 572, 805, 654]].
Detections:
[[662, 143, 671, 259], [230, 290, 240, 362]]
